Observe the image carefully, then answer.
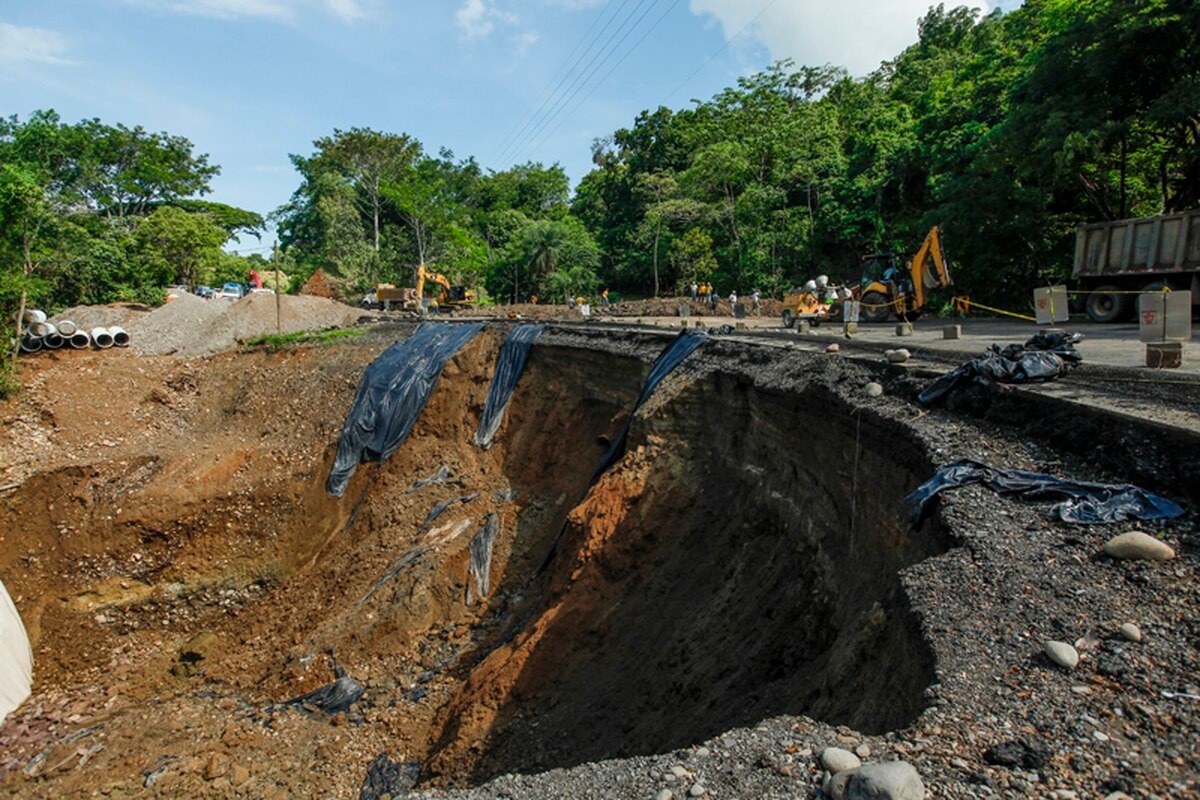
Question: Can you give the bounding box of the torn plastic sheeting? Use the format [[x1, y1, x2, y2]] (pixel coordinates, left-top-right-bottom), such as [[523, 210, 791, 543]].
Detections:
[[919, 332, 1083, 406], [421, 493, 479, 528], [594, 330, 708, 479], [468, 513, 499, 604], [360, 754, 420, 800], [475, 323, 545, 449], [359, 545, 429, 604], [283, 674, 365, 716], [406, 465, 450, 493], [327, 323, 483, 497], [907, 459, 1184, 524]]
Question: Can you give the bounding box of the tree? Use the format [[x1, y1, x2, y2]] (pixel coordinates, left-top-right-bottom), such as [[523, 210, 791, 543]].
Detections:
[[133, 206, 228, 289]]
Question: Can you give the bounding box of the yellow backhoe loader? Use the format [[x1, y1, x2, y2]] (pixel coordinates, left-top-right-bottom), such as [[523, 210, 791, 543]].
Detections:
[[852, 226, 952, 323]]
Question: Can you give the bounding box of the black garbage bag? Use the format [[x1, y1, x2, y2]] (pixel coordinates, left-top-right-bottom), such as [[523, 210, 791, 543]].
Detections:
[[594, 329, 707, 479], [327, 323, 483, 496], [475, 323, 545, 448], [919, 332, 1083, 406], [283, 674, 365, 715], [908, 459, 1184, 524], [359, 754, 420, 800]]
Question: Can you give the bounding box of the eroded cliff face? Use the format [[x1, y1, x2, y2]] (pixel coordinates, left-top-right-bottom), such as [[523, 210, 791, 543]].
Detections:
[[0, 325, 949, 796]]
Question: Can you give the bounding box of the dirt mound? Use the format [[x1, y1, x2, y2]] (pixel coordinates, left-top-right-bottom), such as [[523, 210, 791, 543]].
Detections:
[[300, 269, 341, 300], [45, 293, 365, 358]]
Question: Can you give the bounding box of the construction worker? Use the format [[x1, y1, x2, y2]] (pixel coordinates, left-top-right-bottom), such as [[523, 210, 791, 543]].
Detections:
[[690, 281, 698, 301], [752, 289, 761, 316], [729, 290, 738, 313], [601, 288, 610, 305]]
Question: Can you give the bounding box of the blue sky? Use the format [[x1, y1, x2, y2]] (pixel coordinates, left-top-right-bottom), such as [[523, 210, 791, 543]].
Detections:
[[2, 0, 1020, 247]]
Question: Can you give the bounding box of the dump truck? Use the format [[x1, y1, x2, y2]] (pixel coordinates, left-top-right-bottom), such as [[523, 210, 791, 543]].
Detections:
[[360, 284, 419, 311], [1073, 210, 1200, 322]]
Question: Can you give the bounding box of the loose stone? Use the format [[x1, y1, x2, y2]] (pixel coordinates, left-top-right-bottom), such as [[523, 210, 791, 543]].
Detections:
[[1103, 531, 1175, 561], [1044, 640, 1079, 669], [1119, 623, 1142, 642], [820, 747, 862, 773]]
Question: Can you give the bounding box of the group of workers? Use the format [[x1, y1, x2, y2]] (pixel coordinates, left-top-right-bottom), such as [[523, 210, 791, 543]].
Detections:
[[690, 281, 761, 315]]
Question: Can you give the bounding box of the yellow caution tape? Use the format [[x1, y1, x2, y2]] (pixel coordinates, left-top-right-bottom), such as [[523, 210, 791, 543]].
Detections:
[[951, 296, 1036, 322]]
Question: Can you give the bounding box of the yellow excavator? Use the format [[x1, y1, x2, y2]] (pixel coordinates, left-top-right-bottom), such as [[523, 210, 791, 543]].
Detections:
[[781, 227, 951, 327], [852, 226, 953, 323], [416, 264, 476, 312]]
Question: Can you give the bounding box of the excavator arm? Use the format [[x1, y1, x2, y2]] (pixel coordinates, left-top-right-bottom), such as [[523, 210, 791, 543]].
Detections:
[[908, 226, 952, 310]]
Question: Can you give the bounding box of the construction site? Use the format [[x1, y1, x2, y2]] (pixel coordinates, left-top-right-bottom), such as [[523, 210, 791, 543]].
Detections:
[[1, 293, 1198, 800]]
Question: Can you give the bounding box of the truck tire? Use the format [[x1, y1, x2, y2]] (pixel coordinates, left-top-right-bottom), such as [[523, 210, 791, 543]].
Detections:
[[1085, 286, 1132, 323], [860, 291, 892, 323], [781, 310, 795, 329], [825, 303, 844, 323]]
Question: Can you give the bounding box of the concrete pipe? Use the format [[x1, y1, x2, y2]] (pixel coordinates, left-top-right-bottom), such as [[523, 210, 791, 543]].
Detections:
[[42, 327, 64, 349], [108, 326, 130, 347], [19, 335, 42, 353], [91, 327, 114, 349], [68, 330, 91, 349], [56, 319, 78, 336], [30, 320, 54, 337], [22, 309, 46, 325]]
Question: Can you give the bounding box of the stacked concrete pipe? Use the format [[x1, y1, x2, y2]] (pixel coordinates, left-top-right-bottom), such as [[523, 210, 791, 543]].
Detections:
[[91, 327, 114, 349], [41, 324, 63, 349], [19, 335, 42, 353], [108, 327, 130, 347], [68, 330, 91, 349]]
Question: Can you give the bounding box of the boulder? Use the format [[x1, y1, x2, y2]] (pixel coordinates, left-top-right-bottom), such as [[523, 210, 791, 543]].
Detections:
[[1103, 531, 1175, 561]]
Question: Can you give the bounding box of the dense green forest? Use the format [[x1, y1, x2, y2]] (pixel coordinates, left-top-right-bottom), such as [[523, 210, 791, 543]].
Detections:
[[3, 0, 1198, 376]]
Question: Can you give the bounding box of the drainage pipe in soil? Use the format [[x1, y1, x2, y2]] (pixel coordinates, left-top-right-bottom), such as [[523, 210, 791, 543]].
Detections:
[[68, 330, 91, 349], [109, 327, 130, 347], [91, 327, 114, 349], [42, 326, 64, 349], [19, 335, 42, 354], [56, 320, 78, 336]]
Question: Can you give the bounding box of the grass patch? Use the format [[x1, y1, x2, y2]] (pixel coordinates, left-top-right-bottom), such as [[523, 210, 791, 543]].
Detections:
[[244, 328, 366, 351]]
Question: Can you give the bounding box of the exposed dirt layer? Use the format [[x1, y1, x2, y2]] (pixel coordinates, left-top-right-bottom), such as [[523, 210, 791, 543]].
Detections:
[[0, 321, 1197, 799]]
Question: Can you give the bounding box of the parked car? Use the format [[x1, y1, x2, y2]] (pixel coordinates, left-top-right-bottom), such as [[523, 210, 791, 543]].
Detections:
[[195, 285, 215, 299], [216, 282, 245, 300], [249, 287, 275, 295]]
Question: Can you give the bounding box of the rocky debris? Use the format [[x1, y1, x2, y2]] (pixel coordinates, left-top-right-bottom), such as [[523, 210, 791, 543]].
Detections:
[[821, 746, 862, 773], [1044, 640, 1080, 669], [824, 760, 925, 800], [360, 753, 421, 800], [1118, 622, 1142, 642], [885, 348, 911, 363], [299, 269, 341, 300], [864, 381, 884, 397], [826, 343, 840, 353], [1103, 531, 1176, 561]]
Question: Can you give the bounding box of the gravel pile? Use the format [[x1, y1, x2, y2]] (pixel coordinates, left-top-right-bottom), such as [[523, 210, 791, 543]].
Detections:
[[53, 293, 366, 357]]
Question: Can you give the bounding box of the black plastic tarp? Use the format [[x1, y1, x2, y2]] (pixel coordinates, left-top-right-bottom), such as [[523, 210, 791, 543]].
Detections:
[[919, 332, 1083, 405], [327, 323, 483, 497], [907, 459, 1184, 524], [468, 513, 499, 603], [594, 330, 707, 479], [475, 323, 545, 448]]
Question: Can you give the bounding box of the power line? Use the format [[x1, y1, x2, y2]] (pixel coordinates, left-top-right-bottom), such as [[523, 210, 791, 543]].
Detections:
[[490, 0, 630, 167], [661, 0, 782, 107], [506, 0, 661, 165], [512, 0, 684, 165]]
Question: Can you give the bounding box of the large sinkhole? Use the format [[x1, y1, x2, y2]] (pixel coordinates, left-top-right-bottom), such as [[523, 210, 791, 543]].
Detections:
[[0, 328, 953, 794], [338, 334, 954, 787]]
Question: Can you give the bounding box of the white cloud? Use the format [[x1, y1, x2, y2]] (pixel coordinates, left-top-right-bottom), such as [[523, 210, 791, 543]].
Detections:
[[455, 0, 521, 41], [0, 22, 71, 64], [323, 0, 364, 23], [688, 0, 995, 77], [511, 30, 539, 57], [456, 0, 493, 39]]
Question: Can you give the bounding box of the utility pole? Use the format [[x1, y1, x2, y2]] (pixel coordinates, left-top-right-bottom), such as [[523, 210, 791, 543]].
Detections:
[[273, 241, 281, 336]]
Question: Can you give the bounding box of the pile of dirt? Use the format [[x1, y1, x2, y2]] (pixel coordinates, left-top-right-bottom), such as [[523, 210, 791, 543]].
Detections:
[[299, 269, 341, 300], [50, 293, 365, 357]]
